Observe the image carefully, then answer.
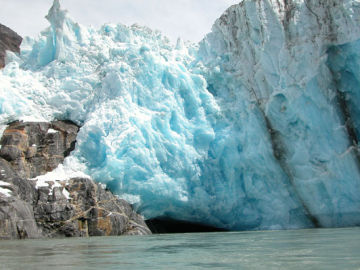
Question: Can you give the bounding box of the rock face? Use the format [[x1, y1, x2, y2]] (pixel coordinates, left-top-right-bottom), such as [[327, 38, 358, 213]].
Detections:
[[0, 121, 151, 239], [0, 121, 79, 178], [0, 24, 22, 68], [34, 177, 151, 237], [0, 158, 42, 239]]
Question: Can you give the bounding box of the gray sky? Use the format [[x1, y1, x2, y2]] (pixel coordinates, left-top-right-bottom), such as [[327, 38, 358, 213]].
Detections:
[[0, 0, 239, 43]]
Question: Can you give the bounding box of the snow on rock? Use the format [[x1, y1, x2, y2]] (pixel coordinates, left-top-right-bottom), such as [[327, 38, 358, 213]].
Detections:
[[0, 180, 12, 197], [1, 0, 360, 230], [31, 157, 90, 196], [0, 180, 11, 186], [62, 187, 70, 200], [47, 128, 58, 134], [0, 188, 12, 197]]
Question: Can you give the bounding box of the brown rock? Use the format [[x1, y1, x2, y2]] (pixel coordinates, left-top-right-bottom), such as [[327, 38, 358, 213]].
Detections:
[[33, 177, 151, 237], [0, 24, 22, 68], [0, 121, 79, 178], [0, 121, 151, 239]]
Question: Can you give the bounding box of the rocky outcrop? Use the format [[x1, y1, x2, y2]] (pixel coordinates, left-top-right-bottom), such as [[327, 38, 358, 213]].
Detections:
[[0, 121, 79, 178], [0, 121, 151, 239], [0, 24, 22, 68], [0, 158, 42, 239], [34, 177, 151, 237]]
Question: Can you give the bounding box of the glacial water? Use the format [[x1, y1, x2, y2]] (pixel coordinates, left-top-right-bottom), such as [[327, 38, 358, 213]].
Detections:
[[0, 227, 359, 270]]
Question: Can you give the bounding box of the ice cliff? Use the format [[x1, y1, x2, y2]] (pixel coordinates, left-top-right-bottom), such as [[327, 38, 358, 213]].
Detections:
[[1, 0, 360, 230]]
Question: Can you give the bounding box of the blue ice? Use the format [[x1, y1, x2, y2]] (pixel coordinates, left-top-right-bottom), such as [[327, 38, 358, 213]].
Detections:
[[1, 0, 360, 230]]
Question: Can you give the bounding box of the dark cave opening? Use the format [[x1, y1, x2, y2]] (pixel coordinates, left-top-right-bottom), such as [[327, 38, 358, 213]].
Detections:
[[145, 217, 228, 234]]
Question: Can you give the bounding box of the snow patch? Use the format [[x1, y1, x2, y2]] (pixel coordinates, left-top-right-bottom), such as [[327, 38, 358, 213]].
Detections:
[[0, 125, 5, 143], [32, 163, 89, 186], [0, 187, 12, 197], [0, 181, 12, 197], [0, 180, 11, 186], [31, 156, 90, 199], [99, 182, 107, 190], [62, 188, 70, 200], [20, 116, 48, 122], [47, 128, 58, 134]]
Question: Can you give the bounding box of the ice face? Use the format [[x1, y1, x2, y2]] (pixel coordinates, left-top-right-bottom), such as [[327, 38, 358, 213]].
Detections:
[[1, 0, 360, 230], [197, 0, 360, 227]]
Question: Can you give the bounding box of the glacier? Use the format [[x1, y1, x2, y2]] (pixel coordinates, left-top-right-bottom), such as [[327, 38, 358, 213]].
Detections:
[[1, 0, 360, 230]]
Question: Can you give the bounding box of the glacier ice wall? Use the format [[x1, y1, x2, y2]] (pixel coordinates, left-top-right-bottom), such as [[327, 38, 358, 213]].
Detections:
[[1, 0, 360, 230], [197, 0, 360, 227]]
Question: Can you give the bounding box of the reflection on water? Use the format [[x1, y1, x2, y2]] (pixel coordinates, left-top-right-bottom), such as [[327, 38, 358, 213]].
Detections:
[[0, 227, 359, 270]]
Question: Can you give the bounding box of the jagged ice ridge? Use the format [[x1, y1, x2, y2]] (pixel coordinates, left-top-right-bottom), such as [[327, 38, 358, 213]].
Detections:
[[1, 0, 360, 230]]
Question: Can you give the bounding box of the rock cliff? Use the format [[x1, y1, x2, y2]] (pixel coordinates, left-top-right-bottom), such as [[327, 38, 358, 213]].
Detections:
[[0, 121, 151, 239], [0, 23, 22, 69]]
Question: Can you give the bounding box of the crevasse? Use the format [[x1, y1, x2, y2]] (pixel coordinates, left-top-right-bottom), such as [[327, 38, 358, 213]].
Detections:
[[1, 0, 360, 230]]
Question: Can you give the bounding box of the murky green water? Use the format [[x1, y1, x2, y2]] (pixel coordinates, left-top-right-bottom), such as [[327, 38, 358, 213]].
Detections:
[[0, 227, 359, 269]]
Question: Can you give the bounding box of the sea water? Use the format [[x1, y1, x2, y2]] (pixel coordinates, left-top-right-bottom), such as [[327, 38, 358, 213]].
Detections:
[[0, 227, 359, 270]]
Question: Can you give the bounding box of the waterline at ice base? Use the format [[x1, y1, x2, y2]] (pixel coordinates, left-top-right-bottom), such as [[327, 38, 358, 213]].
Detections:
[[1, 0, 360, 231]]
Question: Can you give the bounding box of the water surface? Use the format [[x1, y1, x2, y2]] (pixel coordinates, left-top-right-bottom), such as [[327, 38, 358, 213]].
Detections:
[[0, 227, 359, 269]]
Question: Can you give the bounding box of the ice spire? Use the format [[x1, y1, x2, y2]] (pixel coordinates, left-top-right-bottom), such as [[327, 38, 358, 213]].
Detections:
[[176, 37, 184, 50], [46, 0, 67, 31], [33, 0, 84, 66], [44, 0, 68, 61]]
